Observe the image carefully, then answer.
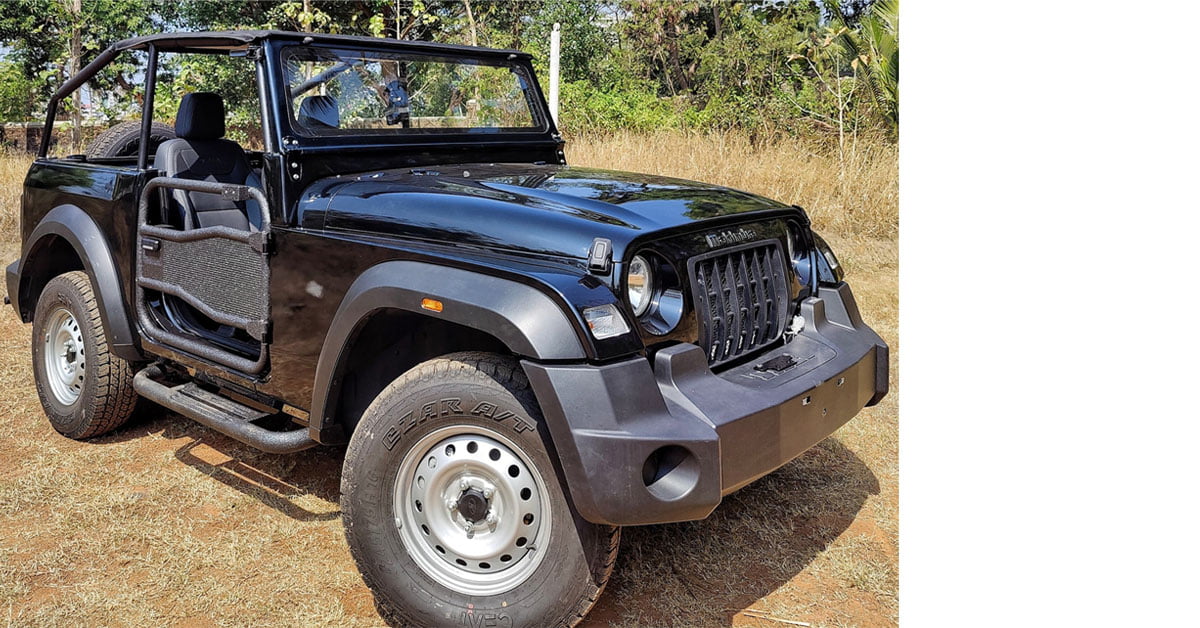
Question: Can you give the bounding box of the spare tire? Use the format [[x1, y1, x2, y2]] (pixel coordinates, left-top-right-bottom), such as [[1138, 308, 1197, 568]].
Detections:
[[85, 121, 176, 160]]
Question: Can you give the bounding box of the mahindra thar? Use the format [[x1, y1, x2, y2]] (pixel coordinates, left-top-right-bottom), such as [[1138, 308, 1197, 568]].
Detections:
[[5, 31, 888, 627]]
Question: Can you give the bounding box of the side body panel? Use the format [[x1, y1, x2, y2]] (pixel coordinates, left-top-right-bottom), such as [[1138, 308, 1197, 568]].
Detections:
[[259, 226, 620, 421], [15, 161, 145, 360]]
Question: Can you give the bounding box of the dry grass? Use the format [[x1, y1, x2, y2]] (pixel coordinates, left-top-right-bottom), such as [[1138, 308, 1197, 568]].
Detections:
[[0, 132, 897, 628], [0, 152, 32, 238], [566, 132, 898, 240]]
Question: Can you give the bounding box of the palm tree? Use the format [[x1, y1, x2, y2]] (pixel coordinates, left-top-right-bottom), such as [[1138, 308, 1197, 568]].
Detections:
[[830, 0, 899, 129]]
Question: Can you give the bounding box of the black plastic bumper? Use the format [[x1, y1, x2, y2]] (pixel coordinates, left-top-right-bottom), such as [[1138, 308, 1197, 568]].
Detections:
[[522, 282, 888, 526]]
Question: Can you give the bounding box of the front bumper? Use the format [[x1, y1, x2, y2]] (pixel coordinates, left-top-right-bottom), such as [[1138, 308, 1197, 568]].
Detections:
[[522, 282, 888, 526]]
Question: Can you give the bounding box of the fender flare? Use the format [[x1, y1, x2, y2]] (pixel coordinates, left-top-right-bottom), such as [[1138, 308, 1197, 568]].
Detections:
[[309, 260, 588, 442], [17, 204, 140, 361]]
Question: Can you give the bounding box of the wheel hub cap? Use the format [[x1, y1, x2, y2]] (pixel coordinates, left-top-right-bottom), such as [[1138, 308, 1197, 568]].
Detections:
[[394, 427, 551, 596], [456, 488, 489, 523]]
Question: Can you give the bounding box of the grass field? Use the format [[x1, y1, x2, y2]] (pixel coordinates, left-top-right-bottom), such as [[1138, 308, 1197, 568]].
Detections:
[[0, 132, 898, 628]]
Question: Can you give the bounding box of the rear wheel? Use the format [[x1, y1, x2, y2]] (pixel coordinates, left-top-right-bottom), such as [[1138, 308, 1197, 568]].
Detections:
[[341, 352, 619, 627], [31, 271, 139, 439]]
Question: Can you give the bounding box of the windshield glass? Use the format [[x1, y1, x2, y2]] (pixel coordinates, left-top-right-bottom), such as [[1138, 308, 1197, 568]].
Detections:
[[282, 46, 542, 136]]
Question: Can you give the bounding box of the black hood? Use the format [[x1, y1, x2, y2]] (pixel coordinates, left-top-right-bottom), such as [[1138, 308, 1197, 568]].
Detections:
[[314, 163, 794, 260]]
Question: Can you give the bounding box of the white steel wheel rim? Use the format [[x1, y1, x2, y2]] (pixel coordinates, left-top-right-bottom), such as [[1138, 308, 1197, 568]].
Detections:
[[393, 425, 551, 596], [42, 306, 85, 407]]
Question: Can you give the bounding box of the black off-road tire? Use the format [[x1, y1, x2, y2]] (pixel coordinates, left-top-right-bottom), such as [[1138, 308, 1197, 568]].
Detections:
[[31, 271, 139, 439], [84, 120, 176, 160], [341, 352, 619, 628]]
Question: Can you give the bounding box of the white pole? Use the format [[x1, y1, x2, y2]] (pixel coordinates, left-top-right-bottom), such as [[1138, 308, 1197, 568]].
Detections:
[[549, 22, 561, 126]]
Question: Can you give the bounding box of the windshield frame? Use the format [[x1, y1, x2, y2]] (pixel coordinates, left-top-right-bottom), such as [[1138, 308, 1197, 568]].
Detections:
[[277, 43, 550, 141]]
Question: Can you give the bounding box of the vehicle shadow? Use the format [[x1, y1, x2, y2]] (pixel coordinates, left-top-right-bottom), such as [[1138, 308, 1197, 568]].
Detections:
[[95, 408, 344, 523], [580, 437, 880, 628], [96, 411, 876, 627], [171, 438, 343, 522]]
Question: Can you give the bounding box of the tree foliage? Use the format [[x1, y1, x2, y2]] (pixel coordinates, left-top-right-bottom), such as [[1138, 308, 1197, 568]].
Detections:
[[0, 0, 165, 110], [0, 0, 898, 140], [829, 0, 898, 128], [0, 61, 38, 121]]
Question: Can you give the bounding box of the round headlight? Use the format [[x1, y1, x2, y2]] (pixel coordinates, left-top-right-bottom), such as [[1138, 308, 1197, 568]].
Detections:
[[627, 255, 654, 316], [785, 224, 799, 261]]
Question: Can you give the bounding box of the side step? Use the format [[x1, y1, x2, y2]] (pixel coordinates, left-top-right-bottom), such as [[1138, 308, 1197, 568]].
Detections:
[[133, 366, 317, 454]]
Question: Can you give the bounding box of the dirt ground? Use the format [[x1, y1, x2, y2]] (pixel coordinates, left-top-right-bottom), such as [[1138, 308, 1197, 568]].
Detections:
[[0, 135, 898, 627]]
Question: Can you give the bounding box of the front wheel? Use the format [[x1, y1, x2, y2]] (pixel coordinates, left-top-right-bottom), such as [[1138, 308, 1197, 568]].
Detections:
[[341, 352, 619, 627]]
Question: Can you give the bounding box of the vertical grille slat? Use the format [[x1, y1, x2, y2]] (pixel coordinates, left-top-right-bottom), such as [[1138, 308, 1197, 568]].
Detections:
[[723, 254, 742, 359], [767, 246, 788, 337], [749, 249, 769, 341], [734, 250, 754, 351], [689, 240, 791, 366], [706, 259, 724, 361]]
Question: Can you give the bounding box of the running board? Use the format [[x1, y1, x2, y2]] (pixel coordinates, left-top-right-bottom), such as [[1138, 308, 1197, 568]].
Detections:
[[133, 366, 317, 454]]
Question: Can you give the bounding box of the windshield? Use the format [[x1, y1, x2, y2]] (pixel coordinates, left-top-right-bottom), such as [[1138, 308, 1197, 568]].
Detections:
[[282, 46, 543, 136]]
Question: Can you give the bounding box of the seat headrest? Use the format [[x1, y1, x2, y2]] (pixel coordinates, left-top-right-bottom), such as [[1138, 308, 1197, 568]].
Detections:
[[175, 92, 225, 140], [298, 95, 340, 129]]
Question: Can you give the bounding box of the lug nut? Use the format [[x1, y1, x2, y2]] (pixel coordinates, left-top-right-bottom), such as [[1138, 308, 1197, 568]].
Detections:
[[482, 486, 494, 500], [446, 498, 458, 511], [459, 478, 471, 491]]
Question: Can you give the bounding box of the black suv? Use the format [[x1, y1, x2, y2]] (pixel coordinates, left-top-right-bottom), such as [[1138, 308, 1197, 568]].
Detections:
[[5, 31, 888, 627]]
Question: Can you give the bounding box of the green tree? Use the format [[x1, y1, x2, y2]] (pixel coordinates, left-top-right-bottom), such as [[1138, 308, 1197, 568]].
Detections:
[[0, 0, 166, 137], [523, 0, 613, 82], [606, 0, 860, 140], [829, 0, 898, 129], [0, 0, 897, 140], [0, 61, 38, 121], [175, 0, 386, 36]]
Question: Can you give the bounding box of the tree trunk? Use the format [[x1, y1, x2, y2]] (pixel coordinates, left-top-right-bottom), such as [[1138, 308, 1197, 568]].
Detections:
[[463, 0, 480, 116], [68, 0, 82, 149], [463, 0, 479, 47]]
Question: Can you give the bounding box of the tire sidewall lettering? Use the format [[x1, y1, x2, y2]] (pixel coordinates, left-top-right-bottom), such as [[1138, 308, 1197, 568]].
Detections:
[[383, 397, 533, 451], [457, 610, 514, 627]]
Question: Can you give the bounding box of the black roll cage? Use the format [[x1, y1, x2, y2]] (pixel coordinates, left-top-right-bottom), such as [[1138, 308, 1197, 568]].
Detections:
[[36, 34, 260, 163], [36, 30, 548, 165]]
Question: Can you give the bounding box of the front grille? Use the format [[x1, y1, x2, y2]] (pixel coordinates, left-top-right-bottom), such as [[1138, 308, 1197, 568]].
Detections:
[[689, 241, 791, 365]]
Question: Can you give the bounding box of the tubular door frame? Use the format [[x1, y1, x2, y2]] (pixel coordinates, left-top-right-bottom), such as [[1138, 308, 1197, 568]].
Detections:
[[135, 177, 273, 374]]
